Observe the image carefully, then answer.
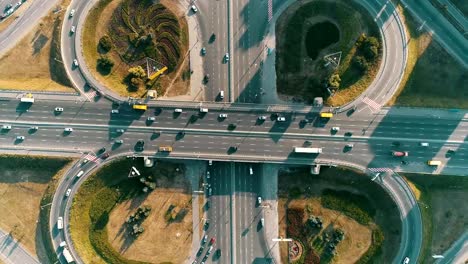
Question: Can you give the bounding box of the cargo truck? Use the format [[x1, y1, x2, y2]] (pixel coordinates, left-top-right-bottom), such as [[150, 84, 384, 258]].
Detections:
[[294, 147, 322, 154], [62, 247, 75, 263]]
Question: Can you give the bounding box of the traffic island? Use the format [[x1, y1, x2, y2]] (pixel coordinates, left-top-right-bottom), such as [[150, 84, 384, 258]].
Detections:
[[278, 167, 400, 263], [82, 0, 190, 98], [69, 158, 193, 264], [275, 0, 382, 106]]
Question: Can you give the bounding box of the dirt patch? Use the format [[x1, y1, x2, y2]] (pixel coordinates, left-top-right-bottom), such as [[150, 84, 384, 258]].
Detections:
[[278, 167, 401, 263], [82, 0, 189, 98], [0, 0, 73, 92], [107, 188, 192, 263], [0, 156, 71, 261], [387, 5, 468, 108]]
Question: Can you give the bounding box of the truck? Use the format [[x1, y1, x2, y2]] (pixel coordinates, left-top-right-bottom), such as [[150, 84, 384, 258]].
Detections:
[[20, 93, 34, 103], [294, 147, 322, 154], [392, 151, 408, 157], [62, 247, 75, 263]]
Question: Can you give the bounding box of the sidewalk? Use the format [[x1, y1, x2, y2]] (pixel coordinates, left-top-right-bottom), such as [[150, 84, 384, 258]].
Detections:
[[0, 229, 39, 264]]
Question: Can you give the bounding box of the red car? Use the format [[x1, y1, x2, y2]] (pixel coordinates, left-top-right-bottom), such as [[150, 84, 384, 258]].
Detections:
[[209, 238, 216, 245], [101, 152, 110, 159], [392, 151, 408, 157]]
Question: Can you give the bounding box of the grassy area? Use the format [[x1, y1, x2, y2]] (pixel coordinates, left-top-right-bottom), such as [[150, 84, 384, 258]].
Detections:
[[0, 0, 73, 92], [403, 174, 468, 264], [278, 167, 399, 263], [387, 5, 468, 108], [82, 0, 189, 98], [0, 155, 72, 263], [276, 0, 381, 105], [70, 158, 190, 264]]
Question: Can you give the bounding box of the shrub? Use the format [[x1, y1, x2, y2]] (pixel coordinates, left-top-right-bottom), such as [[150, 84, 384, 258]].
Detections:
[[289, 187, 302, 199], [356, 228, 384, 264], [328, 73, 341, 89], [99, 35, 112, 52], [97, 56, 114, 75], [353, 56, 368, 73], [128, 66, 146, 79]]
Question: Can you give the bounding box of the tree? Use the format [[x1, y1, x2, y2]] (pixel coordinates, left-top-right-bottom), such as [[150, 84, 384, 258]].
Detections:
[[127, 66, 147, 90], [328, 73, 341, 89], [97, 56, 114, 75], [128, 66, 146, 79], [353, 56, 368, 72], [362, 36, 379, 60], [99, 35, 112, 52]]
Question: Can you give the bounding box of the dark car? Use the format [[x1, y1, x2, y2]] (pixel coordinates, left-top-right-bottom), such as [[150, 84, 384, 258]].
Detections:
[[101, 152, 110, 159], [203, 74, 210, 83], [135, 140, 145, 151], [98, 147, 106, 154], [196, 246, 204, 256]]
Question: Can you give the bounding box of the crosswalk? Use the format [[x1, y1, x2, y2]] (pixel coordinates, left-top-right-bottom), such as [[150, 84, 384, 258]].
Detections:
[[267, 0, 272, 22], [368, 168, 393, 173], [83, 153, 99, 163], [362, 97, 381, 110]]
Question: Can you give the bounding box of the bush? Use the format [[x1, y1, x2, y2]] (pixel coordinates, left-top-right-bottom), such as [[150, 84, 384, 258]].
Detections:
[[289, 187, 302, 199], [328, 73, 341, 89], [97, 56, 114, 75], [99, 35, 112, 52], [353, 56, 369, 73], [321, 189, 375, 225], [355, 34, 380, 61]]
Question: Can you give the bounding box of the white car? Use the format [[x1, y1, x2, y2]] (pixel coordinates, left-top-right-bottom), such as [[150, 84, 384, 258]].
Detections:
[[30, 126, 39, 130], [219, 113, 227, 118], [55, 107, 64, 112], [174, 108, 183, 113], [224, 53, 230, 62], [16, 136, 25, 141], [64, 127, 73, 132], [70, 26, 76, 33], [402, 257, 410, 264], [65, 188, 72, 197], [207, 171, 210, 179], [257, 196, 262, 205], [115, 139, 123, 144], [147, 116, 155, 121], [59, 241, 67, 248], [331, 127, 340, 131], [260, 217, 265, 226], [191, 5, 198, 13], [73, 59, 79, 67], [2, 124, 11, 130], [258, 116, 267, 121], [277, 116, 286, 122], [111, 109, 119, 114], [116, 129, 125, 133], [202, 235, 208, 244], [69, 9, 75, 17]]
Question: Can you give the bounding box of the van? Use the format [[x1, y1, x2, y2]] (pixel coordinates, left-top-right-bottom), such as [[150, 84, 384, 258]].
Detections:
[[427, 160, 441, 166], [420, 142, 429, 147], [200, 108, 208, 113], [57, 217, 64, 230], [219, 91, 224, 99], [174, 108, 183, 113], [76, 170, 84, 177], [249, 166, 253, 175]]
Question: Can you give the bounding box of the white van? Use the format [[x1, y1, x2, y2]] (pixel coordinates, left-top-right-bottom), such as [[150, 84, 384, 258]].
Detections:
[[57, 217, 64, 230], [76, 170, 84, 177], [174, 108, 183, 113], [420, 142, 429, 147], [249, 166, 253, 175], [200, 108, 208, 113], [219, 91, 224, 99]]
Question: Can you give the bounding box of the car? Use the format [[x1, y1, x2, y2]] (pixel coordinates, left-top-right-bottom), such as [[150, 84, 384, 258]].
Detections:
[[201, 47, 206, 55], [59, 241, 67, 248], [64, 127, 73, 132], [147, 116, 155, 121], [116, 128, 125, 133], [209, 238, 216, 245], [224, 53, 230, 62], [203, 74, 210, 83], [70, 26, 75, 33], [101, 152, 110, 159], [277, 116, 286, 122], [204, 220, 210, 230], [209, 33, 216, 42], [2, 124, 11, 130], [191, 5, 198, 13], [402, 257, 410, 264], [420, 142, 429, 147], [202, 235, 208, 244], [69, 9, 75, 17], [111, 109, 119, 114], [219, 113, 227, 118], [331, 127, 340, 132], [401, 160, 409, 165], [115, 139, 123, 144], [207, 246, 213, 254], [208, 160, 212, 166], [136, 139, 145, 151], [55, 107, 64, 112], [228, 123, 237, 130], [16, 136, 25, 141], [345, 143, 354, 149], [73, 59, 79, 67], [260, 217, 265, 226], [65, 188, 72, 197], [196, 246, 204, 256], [30, 126, 39, 130], [257, 196, 262, 205], [258, 116, 266, 121], [208, 188, 212, 196], [98, 147, 106, 153], [392, 151, 409, 157], [174, 108, 183, 113], [202, 255, 208, 262], [206, 171, 210, 179]]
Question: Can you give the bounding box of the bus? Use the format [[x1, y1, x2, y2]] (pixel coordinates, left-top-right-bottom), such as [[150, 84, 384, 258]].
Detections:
[[133, 104, 147, 111], [294, 147, 322, 154], [319, 112, 333, 118]]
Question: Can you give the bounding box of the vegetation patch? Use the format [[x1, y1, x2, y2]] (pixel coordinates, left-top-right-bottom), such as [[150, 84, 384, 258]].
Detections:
[[0, 155, 72, 263], [403, 174, 468, 264], [83, 0, 189, 97], [278, 167, 400, 263], [387, 5, 468, 108], [275, 0, 381, 105], [70, 158, 191, 264]]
